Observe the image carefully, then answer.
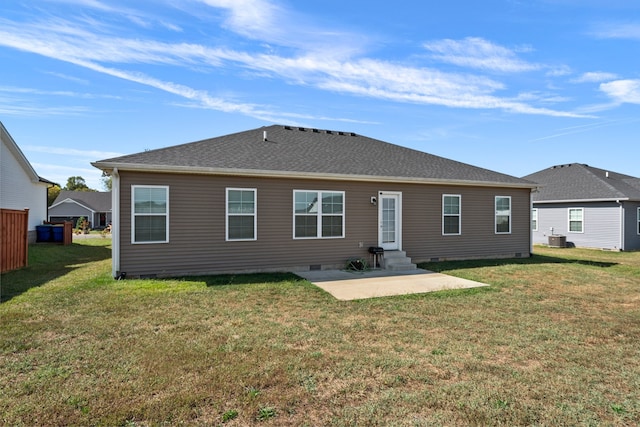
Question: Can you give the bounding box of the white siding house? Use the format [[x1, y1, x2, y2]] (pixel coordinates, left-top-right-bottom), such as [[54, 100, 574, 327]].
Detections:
[[0, 122, 55, 243]]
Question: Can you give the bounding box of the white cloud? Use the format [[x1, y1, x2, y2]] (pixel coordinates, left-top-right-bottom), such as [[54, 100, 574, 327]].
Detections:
[[45, 0, 116, 12], [25, 145, 124, 159], [0, 85, 120, 100], [0, 85, 120, 116], [31, 162, 103, 189], [545, 65, 572, 77], [43, 0, 169, 30], [195, 0, 365, 56], [0, 6, 588, 120], [198, 0, 279, 37], [32, 162, 102, 175], [528, 118, 640, 142], [42, 71, 90, 85], [423, 37, 541, 72], [571, 71, 618, 83], [593, 22, 640, 40], [0, 91, 92, 116], [600, 79, 640, 104]]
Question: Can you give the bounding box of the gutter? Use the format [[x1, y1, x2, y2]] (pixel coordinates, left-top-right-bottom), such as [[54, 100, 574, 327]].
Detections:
[[533, 197, 631, 204], [91, 162, 538, 190]]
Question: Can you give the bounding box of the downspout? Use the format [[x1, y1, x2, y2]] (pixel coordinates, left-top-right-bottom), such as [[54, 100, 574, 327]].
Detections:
[[618, 200, 624, 251], [111, 168, 120, 278], [530, 189, 535, 255]]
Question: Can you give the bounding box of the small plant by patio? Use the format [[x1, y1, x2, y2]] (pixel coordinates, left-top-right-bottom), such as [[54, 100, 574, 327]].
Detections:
[[346, 257, 367, 271]]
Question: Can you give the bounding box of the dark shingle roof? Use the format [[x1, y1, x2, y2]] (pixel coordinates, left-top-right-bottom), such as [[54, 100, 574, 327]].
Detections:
[[523, 163, 640, 202], [52, 191, 112, 211], [93, 125, 534, 188]]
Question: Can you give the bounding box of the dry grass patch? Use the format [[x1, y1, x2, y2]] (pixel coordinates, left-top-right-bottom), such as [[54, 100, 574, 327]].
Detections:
[[1, 242, 639, 425]]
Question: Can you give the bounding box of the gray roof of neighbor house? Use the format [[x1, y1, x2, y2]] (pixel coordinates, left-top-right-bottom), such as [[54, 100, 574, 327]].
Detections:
[[524, 163, 640, 202], [51, 191, 112, 212], [92, 125, 536, 188]]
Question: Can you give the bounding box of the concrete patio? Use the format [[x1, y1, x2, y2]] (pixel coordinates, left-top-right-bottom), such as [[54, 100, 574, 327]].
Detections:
[[296, 268, 489, 301]]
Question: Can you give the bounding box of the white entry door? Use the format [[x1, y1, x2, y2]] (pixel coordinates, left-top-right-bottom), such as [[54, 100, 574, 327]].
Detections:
[[378, 192, 401, 251]]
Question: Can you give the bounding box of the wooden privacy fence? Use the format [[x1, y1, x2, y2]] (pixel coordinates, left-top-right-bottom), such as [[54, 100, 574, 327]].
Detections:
[[1, 208, 29, 273]]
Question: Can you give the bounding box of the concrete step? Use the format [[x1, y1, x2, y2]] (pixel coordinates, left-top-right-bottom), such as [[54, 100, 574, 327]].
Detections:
[[383, 250, 417, 271]]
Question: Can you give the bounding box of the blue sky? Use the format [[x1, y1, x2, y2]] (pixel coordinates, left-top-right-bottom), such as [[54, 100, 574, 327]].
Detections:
[[1, 0, 638, 190]]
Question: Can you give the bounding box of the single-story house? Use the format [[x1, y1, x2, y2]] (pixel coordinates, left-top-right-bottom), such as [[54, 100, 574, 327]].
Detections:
[[48, 191, 112, 229], [524, 163, 640, 251], [92, 125, 537, 278], [1, 121, 56, 243]]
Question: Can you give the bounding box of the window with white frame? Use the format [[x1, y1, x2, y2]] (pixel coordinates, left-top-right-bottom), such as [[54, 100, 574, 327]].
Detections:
[[226, 188, 256, 241], [638, 207, 640, 235], [443, 194, 461, 235], [495, 196, 511, 234], [568, 208, 584, 233], [532, 208, 538, 232], [294, 190, 344, 238], [132, 185, 168, 243]]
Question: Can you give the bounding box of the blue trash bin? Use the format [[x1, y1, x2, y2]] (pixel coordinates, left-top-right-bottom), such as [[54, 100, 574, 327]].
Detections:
[[36, 225, 52, 242], [52, 225, 64, 243]]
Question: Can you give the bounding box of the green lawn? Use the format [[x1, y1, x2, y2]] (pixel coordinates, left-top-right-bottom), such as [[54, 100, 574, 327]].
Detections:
[[1, 241, 639, 426]]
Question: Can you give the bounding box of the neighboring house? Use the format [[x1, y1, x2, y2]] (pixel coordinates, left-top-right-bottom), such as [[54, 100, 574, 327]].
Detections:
[[0, 121, 55, 243], [92, 125, 537, 278], [524, 163, 640, 251], [49, 191, 112, 229]]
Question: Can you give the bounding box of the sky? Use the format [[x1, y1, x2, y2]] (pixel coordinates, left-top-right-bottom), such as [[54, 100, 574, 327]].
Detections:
[[1, 0, 639, 190]]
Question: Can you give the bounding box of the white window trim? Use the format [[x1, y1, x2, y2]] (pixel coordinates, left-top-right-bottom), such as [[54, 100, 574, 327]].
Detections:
[[131, 185, 169, 244], [568, 207, 584, 234], [495, 196, 512, 234], [293, 190, 345, 239], [442, 194, 461, 236], [226, 188, 257, 241], [637, 207, 640, 235], [532, 208, 538, 232]]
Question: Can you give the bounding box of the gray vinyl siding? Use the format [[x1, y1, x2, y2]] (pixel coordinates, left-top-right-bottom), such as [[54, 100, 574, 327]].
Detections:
[[623, 201, 640, 251], [532, 202, 623, 250], [48, 204, 111, 228], [118, 171, 531, 277], [48, 202, 92, 219]]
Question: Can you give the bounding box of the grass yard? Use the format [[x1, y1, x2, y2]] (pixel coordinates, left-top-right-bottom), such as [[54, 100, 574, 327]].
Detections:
[[1, 241, 639, 426]]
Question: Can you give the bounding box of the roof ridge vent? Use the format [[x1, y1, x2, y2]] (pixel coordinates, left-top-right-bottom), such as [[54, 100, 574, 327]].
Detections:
[[298, 127, 306, 131], [284, 126, 292, 130], [325, 130, 333, 134], [312, 128, 319, 133]]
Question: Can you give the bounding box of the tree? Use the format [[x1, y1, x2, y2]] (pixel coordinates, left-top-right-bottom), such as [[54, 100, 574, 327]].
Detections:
[[100, 171, 112, 191], [64, 176, 93, 192], [47, 185, 61, 206]]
